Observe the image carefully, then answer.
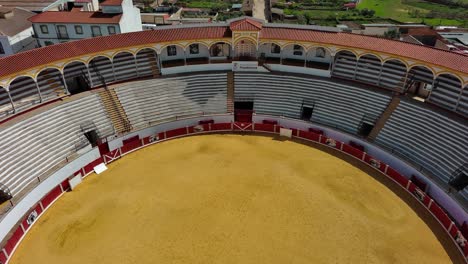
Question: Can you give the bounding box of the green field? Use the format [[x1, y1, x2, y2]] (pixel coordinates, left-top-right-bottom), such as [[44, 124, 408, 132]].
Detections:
[[358, 0, 468, 26]]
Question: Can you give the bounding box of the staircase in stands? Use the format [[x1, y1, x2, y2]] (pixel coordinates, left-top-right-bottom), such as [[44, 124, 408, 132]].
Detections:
[[148, 52, 160, 77], [368, 95, 401, 140], [98, 88, 132, 134], [227, 72, 235, 113]]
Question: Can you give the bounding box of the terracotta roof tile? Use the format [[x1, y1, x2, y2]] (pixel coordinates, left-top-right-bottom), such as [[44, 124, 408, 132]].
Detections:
[[260, 27, 468, 74], [230, 18, 262, 31], [100, 0, 123, 6], [28, 11, 122, 24], [0, 26, 231, 79], [0, 25, 467, 80]]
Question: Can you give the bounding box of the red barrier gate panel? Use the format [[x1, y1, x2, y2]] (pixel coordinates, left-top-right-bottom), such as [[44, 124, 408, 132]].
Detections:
[[83, 157, 104, 175], [298, 130, 320, 142], [211, 123, 232, 131], [121, 140, 143, 154], [4, 226, 24, 255], [342, 144, 364, 160], [165, 128, 187, 139], [41, 186, 62, 209], [254, 123, 275, 133], [386, 167, 409, 187]]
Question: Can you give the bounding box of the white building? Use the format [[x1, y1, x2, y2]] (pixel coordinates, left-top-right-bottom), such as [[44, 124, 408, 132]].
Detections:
[[0, 7, 36, 57], [29, 0, 142, 47]]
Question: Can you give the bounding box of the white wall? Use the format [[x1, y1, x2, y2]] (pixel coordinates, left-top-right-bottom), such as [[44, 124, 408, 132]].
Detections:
[[0, 27, 35, 57], [185, 44, 210, 59], [258, 43, 281, 58], [160, 63, 232, 75], [266, 64, 331, 77], [118, 0, 142, 33], [34, 23, 121, 46]]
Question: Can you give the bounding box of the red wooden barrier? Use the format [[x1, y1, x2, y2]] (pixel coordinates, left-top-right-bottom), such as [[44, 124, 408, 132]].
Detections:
[[386, 167, 409, 187], [41, 186, 62, 209], [61, 179, 70, 191], [158, 132, 165, 140], [121, 140, 143, 154], [342, 144, 364, 160], [165, 128, 187, 139], [211, 123, 232, 131], [254, 123, 275, 132], [83, 157, 104, 175], [122, 135, 139, 145], [0, 250, 6, 263], [430, 203, 452, 230], [4, 226, 23, 255], [298, 130, 320, 142]]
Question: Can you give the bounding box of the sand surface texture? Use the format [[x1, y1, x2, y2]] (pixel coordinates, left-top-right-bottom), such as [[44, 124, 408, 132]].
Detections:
[[11, 135, 451, 264]]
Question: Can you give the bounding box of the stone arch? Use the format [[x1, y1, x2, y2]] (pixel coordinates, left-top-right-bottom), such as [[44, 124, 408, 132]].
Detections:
[[357, 52, 384, 61], [36, 68, 67, 100], [408, 65, 435, 85], [185, 42, 210, 65], [33, 65, 63, 79], [135, 48, 160, 78], [306, 46, 332, 70], [111, 50, 135, 59], [430, 73, 463, 109], [135, 46, 158, 55], [160, 44, 185, 67], [112, 51, 138, 81], [380, 59, 408, 91], [234, 39, 257, 59], [8, 75, 41, 109], [332, 50, 358, 79], [281, 43, 306, 66], [0, 85, 14, 117], [383, 57, 409, 68], [209, 42, 231, 58], [63, 61, 91, 92], [87, 54, 112, 64], [355, 54, 382, 85], [258, 42, 281, 64], [89, 56, 115, 86]]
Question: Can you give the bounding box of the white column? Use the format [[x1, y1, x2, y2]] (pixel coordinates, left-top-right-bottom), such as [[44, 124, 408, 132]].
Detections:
[[60, 72, 70, 94], [5, 88, 15, 112], [86, 65, 94, 88], [133, 55, 140, 77], [454, 85, 465, 111], [34, 80, 43, 103]]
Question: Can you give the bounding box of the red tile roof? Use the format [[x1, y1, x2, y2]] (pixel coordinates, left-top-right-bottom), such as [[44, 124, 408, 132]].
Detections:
[[230, 18, 262, 31], [100, 0, 123, 6], [28, 11, 122, 24], [260, 27, 468, 74], [0, 26, 231, 79], [0, 24, 467, 80]]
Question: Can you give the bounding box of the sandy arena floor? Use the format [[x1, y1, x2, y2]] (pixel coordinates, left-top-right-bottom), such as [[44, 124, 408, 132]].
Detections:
[[10, 134, 452, 264]]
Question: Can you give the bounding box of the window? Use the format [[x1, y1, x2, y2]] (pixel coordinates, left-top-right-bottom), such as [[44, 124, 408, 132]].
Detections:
[[75, 25, 83, 35], [108, 26, 116, 35], [56, 25, 68, 39], [0, 42, 4, 54], [91, 26, 102, 37], [315, 48, 326, 58], [293, 45, 303, 56], [189, 44, 199, 54], [167, 45, 177, 56], [270, 44, 280, 54], [40, 25, 49, 34]]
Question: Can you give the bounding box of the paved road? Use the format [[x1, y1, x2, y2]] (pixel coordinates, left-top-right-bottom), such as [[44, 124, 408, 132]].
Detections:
[[252, 0, 266, 21]]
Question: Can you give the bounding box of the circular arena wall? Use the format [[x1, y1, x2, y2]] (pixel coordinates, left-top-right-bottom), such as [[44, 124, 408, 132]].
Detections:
[[0, 17, 466, 263], [0, 114, 467, 263]]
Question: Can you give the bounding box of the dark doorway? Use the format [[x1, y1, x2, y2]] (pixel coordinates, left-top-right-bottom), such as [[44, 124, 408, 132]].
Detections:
[[358, 122, 374, 137], [67, 75, 90, 95], [84, 130, 100, 147], [301, 106, 313, 120], [234, 101, 254, 122]]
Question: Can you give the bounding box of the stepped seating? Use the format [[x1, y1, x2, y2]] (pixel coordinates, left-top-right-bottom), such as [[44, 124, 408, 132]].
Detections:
[[375, 100, 468, 197], [234, 73, 391, 134], [114, 73, 228, 130], [457, 87, 468, 116], [429, 74, 463, 111], [0, 94, 113, 196], [227, 72, 235, 113]]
